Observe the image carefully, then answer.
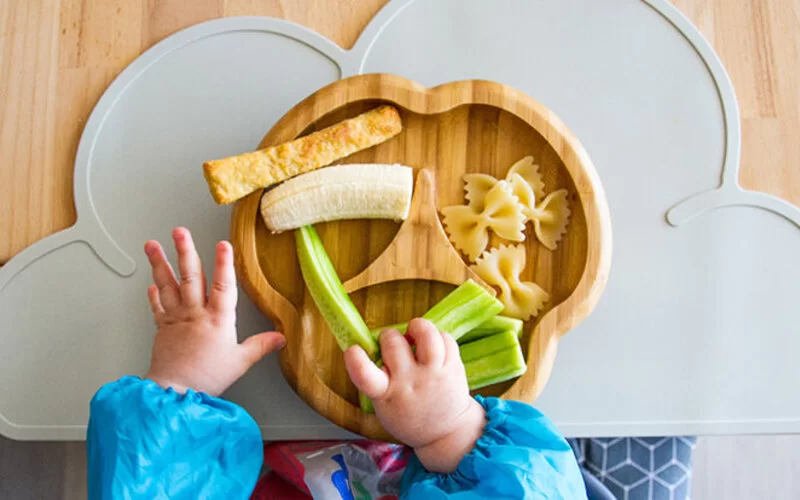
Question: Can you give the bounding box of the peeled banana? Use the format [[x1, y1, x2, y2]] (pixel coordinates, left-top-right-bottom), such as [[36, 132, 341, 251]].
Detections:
[[260, 164, 414, 233]]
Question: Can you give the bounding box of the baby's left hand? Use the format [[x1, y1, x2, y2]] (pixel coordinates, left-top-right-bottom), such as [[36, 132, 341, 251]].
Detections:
[[143, 227, 285, 396]]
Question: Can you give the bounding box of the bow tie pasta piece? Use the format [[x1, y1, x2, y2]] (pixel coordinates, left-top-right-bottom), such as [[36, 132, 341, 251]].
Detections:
[[507, 173, 537, 218], [464, 173, 498, 210], [507, 173, 570, 250], [442, 181, 526, 261], [445, 155, 568, 259], [485, 181, 527, 242], [507, 156, 546, 200], [471, 245, 550, 321], [463, 156, 545, 211], [528, 189, 571, 251], [441, 204, 490, 261]]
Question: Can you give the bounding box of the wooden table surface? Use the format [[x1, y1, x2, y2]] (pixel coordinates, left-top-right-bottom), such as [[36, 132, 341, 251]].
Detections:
[[0, 0, 798, 263]]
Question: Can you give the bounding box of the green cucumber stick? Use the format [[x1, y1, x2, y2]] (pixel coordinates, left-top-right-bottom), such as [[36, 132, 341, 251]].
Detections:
[[370, 315, 522, 345], [359, 358, 384, 414], [459, 329, 520, 363], [369, 322, 408, 340], [368, 282, 506, 342], [457, 316, 523, 344], [422, 280, 503, 340], [295, 225, 378, 359], [359, 391, 375, 413], [464, 344, 527, 390], [461, 330, 527, 390]]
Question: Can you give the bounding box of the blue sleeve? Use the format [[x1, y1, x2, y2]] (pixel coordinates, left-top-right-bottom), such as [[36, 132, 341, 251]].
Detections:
[[401, 396, 587, 499], [87, 376, 263, 500]]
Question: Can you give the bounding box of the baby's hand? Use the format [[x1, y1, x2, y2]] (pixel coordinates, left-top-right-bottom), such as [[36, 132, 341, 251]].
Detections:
[[143, 227, 285, 396], [344, 318, 486, 473]]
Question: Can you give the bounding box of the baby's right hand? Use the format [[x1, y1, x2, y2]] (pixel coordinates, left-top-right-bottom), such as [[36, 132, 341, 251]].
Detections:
[[344, 318, 486, 473]]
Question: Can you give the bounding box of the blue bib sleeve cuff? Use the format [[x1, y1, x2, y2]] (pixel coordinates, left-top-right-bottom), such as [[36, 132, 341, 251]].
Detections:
[[87, 376, 263, 500], [401, 396, 586, 499]]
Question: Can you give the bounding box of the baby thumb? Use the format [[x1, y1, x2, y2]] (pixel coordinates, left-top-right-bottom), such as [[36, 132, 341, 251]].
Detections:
[[241, 331, 286, 366], [344, 346, 389, 399]]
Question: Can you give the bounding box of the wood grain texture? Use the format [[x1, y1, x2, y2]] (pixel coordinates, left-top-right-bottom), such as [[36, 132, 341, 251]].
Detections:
[[342, 169, 490, 294], [671, 0, 800, 206], [0, 0, 388, 264], [230, 74, 612, 440], [1, 0, 799, 264]]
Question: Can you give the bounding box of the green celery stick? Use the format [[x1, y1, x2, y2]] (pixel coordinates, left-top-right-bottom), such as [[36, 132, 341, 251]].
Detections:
[[359, 359, 384, 414], [369, 322, 408, 340], [461, 331, 526, 390], [371, 315, 522, 345], [459, 329, 520, 364], [366, 281, 504, 342], [464, 344, 527, 390], [422, 280, 503, 340], [295, 225, 378, 359], [456, 316, 523, 344], [359, 391, 375, 413]]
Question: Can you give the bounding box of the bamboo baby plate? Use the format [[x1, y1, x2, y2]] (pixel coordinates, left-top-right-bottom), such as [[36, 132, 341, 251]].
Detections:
[[231, 73, 611, 440]]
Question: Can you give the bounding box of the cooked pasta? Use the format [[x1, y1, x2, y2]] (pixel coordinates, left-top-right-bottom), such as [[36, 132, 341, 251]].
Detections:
[[441, 181, 526, 261], [443, 155, 570, 258], [528, 189, 571, 251], [507, 156, 546, 200], [471, 244, 550, 321]]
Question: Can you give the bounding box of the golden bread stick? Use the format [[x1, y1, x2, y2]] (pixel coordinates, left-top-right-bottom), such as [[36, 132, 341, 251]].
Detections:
[[203, 105, 403, 204]]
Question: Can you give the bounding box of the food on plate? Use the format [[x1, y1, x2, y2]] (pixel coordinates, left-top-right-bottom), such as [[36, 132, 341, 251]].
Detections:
[[370, 315, 522, 345], [471, 244, 550, 321], [506, 156, 546, 200], [462, 173, 498, 211], [418, 279, 504, 341], [527, 189, 571, 251], [260, 164, 413, 232], [295, 225, 378, 358], [203, 105, 403, 204], [506, 174, 537, 218], [506, 174, 571, 251], [359, 391, 375, 413], [364, 280, 504, 342], [439, 155, 570, 317], [457, 315, 523, 344], [370, 323, 408, 338], [441, 181, 526, 261], [452, 155, 570, 251], [464, 156, 545, 211], [460, 330, 527, 391]]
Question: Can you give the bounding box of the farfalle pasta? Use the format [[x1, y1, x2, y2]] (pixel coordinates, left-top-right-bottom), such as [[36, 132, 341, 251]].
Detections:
[[506, 174, 571, 251], [463, 173, 498, 211], [528, 189, 571, 251], [464, 156, 546, 212], [507, 156, 545, 200], [471, 244, 550, 321], [442, 153, 571, 276], [441, 181, 526, 261], [457, 156, 570, 251]]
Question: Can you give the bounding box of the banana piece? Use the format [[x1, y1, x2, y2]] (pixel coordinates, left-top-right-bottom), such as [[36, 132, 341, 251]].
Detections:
[[260, 164, 414, 233]]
